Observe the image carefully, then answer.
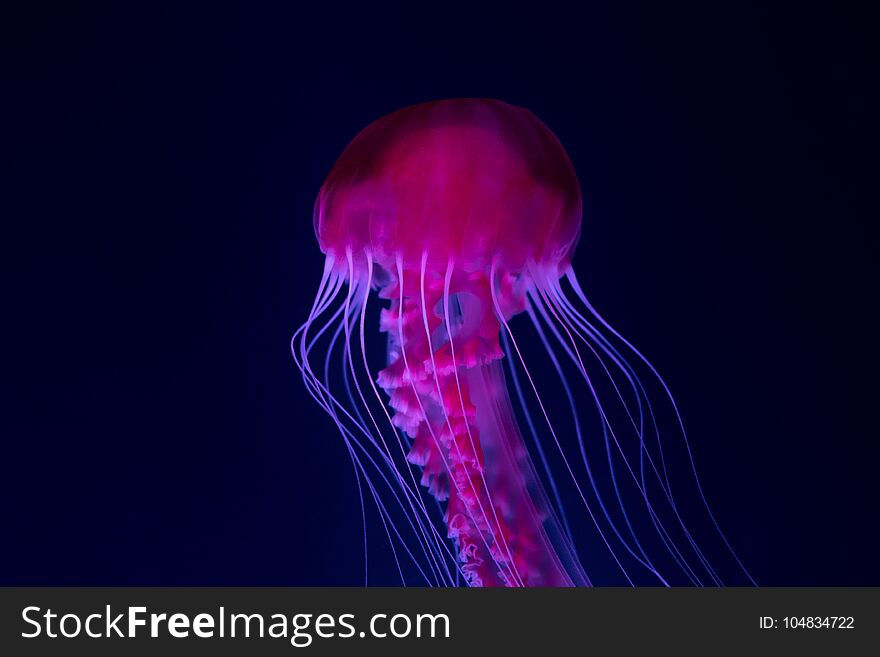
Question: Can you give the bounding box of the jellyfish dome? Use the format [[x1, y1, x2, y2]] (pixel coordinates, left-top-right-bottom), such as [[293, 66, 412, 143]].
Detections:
[[294, 98, 754, 587], [315, 98, 581, 276]]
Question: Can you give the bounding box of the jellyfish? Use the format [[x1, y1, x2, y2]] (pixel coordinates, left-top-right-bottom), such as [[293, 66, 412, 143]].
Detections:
[[293, 98, 753, 587]]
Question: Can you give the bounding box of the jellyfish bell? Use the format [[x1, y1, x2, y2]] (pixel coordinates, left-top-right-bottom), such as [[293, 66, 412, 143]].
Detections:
[[294, 98, 754, 587], [314, 98, 581, 276]]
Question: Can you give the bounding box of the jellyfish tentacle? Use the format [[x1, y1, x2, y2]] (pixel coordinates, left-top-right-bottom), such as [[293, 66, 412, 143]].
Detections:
[[429, 256, 529, 586], [531, 277, 711, 584], [558, 271, 755, 585], [523, 291, 669, 586], [534, 281, 713, 585], [333, 281, 464, 586], [532, 282, 712, 586], [340, 291, 465, 586], [344, 252, 454, 585], [544, 280, 722, 584], [296, 274, 430, 585], [489, 259, 634, 586], [542, 278, 723, 585], [499, 327, 581, 567], [312, 286, 455, 584], [336, 403, 456, 586], [324, 294, 370, 586], [545, 281, 677, 506], [346, 443, 369, 586], [343, 437, 406, 585], [387, 257, 516, 587], [346, 434, 435, 586], [298, 263, 458, 585], [442, 260, 584, 586]]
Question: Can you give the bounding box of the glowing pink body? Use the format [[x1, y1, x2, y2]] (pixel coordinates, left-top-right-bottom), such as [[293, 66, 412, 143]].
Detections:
[[296, 98, 754, 588], [314, 100, 584, 585], [315, 98, 581, 274]]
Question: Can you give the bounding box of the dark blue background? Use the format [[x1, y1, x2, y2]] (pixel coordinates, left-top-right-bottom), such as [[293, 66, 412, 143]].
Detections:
[[3, 2, 875, 585]]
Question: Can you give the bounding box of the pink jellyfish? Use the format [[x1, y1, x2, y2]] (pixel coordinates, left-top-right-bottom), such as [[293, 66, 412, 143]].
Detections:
[[293, 99, 753, 587]]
